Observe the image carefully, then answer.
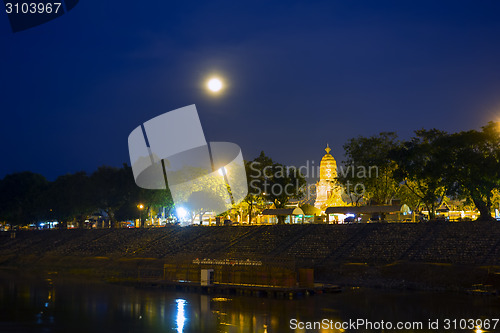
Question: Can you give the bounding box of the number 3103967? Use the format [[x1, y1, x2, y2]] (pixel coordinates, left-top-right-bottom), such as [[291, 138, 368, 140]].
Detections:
[[5, 3, 62, 14]]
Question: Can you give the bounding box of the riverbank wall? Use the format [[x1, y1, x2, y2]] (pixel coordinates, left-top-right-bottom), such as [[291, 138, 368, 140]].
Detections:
[[1, 222, 499, 292]]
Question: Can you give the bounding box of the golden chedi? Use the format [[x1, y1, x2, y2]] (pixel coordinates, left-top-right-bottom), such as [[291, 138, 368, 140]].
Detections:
[[314, 144, 344, 211]]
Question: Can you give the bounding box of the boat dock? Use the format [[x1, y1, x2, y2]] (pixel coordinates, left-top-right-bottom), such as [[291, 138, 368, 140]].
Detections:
[[134, 280, 342, 299]]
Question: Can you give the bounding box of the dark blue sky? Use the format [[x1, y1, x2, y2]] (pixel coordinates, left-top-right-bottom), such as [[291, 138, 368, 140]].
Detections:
[[2, 0, 500, 180]]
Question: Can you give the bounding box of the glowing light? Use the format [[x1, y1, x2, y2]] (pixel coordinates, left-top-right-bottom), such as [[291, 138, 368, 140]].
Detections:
[[176, 299, 186, 333], [207, 78, 223, 92], [475, 327, 484, 333], [176, 207, 188, 219], [218, 167, 227, 176], [138, 204, 144, 210]]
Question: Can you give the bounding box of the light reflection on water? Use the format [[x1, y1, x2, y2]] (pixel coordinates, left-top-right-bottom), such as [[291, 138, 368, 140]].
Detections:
[[0, 273, 498, 333], [176, 299, 186, 333]]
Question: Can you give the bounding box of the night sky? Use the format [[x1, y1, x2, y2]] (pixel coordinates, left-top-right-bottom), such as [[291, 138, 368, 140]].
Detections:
[[2, 1, 500, 181]]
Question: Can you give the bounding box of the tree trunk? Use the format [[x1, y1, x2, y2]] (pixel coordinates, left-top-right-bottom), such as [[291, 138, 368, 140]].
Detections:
[[108, 210, 116, 228], [424, 202, 435, 220], [471, 196, 494, 221], [247, 202, 253, 224]]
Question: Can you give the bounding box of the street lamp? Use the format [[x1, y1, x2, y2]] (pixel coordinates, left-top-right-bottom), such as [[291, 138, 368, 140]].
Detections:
[[137, 204, 144, 227]]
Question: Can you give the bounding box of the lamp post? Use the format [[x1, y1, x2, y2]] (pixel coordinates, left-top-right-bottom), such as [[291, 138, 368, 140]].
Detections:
[[137, 204, 144, 227]]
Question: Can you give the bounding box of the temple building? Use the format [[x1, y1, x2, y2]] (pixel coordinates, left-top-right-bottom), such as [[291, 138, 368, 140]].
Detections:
[[314, 144, 344, 211]]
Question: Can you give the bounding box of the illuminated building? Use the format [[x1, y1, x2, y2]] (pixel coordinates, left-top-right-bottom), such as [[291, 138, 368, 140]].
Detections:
[[314, 144, 344, 211]]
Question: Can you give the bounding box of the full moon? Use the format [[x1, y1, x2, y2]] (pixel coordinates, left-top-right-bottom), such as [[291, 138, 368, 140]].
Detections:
[[207, 78, 223, 92]]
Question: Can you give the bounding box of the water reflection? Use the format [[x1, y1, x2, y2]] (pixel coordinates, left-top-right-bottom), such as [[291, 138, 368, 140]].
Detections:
[[175, 299, 186, 333], [0, 273, 498, 332]]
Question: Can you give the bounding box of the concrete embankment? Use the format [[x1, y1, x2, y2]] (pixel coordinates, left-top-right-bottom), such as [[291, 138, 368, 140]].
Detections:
[[1, 222, 499, 292]]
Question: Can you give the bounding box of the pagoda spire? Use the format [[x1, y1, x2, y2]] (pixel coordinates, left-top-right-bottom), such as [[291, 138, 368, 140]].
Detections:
[[325, 143, 331, 154]]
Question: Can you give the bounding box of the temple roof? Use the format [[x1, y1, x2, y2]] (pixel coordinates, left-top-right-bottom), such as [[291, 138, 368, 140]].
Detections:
[[300, 203, 321, 215], [321, 143, 335, 161]]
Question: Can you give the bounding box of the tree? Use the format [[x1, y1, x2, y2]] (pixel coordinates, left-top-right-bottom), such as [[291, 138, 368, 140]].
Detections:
[[166, 164, 233, 222], [41, 172, 93, 228], [338, 132, 400, 205], [491, 188, 500, 217], [390, 129, 448, 219], [133, 188, 174, 227], [90, 165, 136, 228], [0, 172, 48, 226], [246, 151, 306, 224], [397, 180, 423, 220], [243, 154, 271, 223], [186, 190, 227, 225], [440, 122, 500, 221]]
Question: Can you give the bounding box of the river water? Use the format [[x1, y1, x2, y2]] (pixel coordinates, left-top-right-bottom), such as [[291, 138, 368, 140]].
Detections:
[[0, 272, 498, 333]]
